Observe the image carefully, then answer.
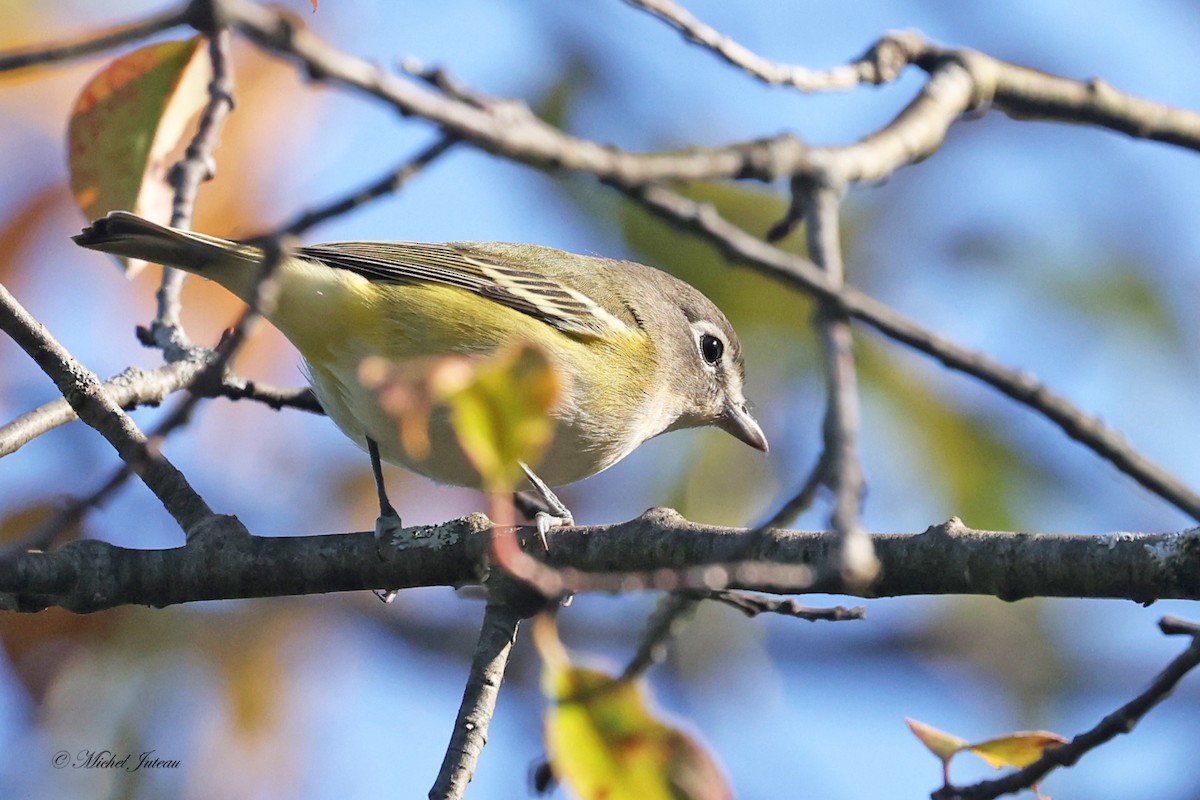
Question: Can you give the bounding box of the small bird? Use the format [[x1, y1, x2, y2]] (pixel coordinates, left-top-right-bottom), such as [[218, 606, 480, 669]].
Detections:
[[73, 212, 767, 531]]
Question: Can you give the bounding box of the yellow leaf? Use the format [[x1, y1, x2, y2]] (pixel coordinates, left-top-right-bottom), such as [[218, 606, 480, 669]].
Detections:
[[536, 616, 731, 800], [906, 718, 969, 763], [968, 731, 1067, 770], [67, 37, 211, 275]]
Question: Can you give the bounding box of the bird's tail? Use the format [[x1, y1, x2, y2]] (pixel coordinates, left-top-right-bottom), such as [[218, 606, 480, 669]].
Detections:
[[73, 211, 263, 275]]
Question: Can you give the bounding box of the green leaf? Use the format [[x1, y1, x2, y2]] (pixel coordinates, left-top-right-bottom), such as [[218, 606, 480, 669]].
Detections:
[[67, 37, 210, 275]]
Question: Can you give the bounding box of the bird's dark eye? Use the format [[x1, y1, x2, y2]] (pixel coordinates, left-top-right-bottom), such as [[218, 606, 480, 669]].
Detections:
[[700, 333, 724, 364]]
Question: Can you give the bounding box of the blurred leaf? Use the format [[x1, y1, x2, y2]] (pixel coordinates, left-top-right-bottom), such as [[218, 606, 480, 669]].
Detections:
[[1041, 264, 1181, 345], [536, 616, 731, 800], [0, 183, 67, 283], [911, 598, 1070, 721], [968, 730, 1067, 770], [948, 226, 1180, 345], [532, 57, 592, 132], [209, 613, 293, 738], [0, 606, 120, 704], [360, 344, 560, 492], [858, 341, 1051, 530], [67, 37, 210, 275], [434, 344, 560, 492]]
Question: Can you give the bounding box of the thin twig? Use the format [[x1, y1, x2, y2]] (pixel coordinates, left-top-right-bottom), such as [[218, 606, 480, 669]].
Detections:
[[691, 590, 865, 621], [153, 29, 237, 357], [620, 592, 700, 682], [400, 57, 521, 113], [0, 282, 212, 533], [278, 135, 458, 237], [146, 237, 291, 466], [0, 359, 320, 460], [934, 615, 1200, 800], [621, 0, 913, 91], [801, 179, 878, 585], [208, 377, 321, 413], [1, 460, 140, 561], [0, 8, 187, 73], [756, 449, 831, 530]]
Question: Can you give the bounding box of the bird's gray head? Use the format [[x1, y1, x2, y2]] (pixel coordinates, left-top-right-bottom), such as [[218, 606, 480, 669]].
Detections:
[[646, 277, 768, 453]]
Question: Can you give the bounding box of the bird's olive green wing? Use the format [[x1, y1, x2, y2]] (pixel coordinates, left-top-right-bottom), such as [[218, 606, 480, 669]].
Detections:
[[297, 241, 629, 339]]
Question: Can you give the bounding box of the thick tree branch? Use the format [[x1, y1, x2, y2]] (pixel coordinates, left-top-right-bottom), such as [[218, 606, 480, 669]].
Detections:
[[2, 515, 1198, 614]]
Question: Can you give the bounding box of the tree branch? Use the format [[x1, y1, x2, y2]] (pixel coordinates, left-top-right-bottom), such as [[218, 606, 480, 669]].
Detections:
[[428, 575, 543, 799], [3, 515, 1198, 614], [0, 8, 187, 73], [0, 357, 320, 459], [801, 178, 878, 584]]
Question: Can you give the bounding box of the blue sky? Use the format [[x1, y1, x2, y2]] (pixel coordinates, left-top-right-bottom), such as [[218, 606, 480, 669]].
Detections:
[[2, 1, 1199, 798]]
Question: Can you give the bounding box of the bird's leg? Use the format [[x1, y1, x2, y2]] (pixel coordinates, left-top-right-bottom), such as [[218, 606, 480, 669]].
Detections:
[[519, 461, 574, 550], [369, 436, 401, 603]]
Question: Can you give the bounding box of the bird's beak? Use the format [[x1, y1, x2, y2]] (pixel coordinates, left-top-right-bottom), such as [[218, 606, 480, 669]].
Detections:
[[719, 401, 769, 453]]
